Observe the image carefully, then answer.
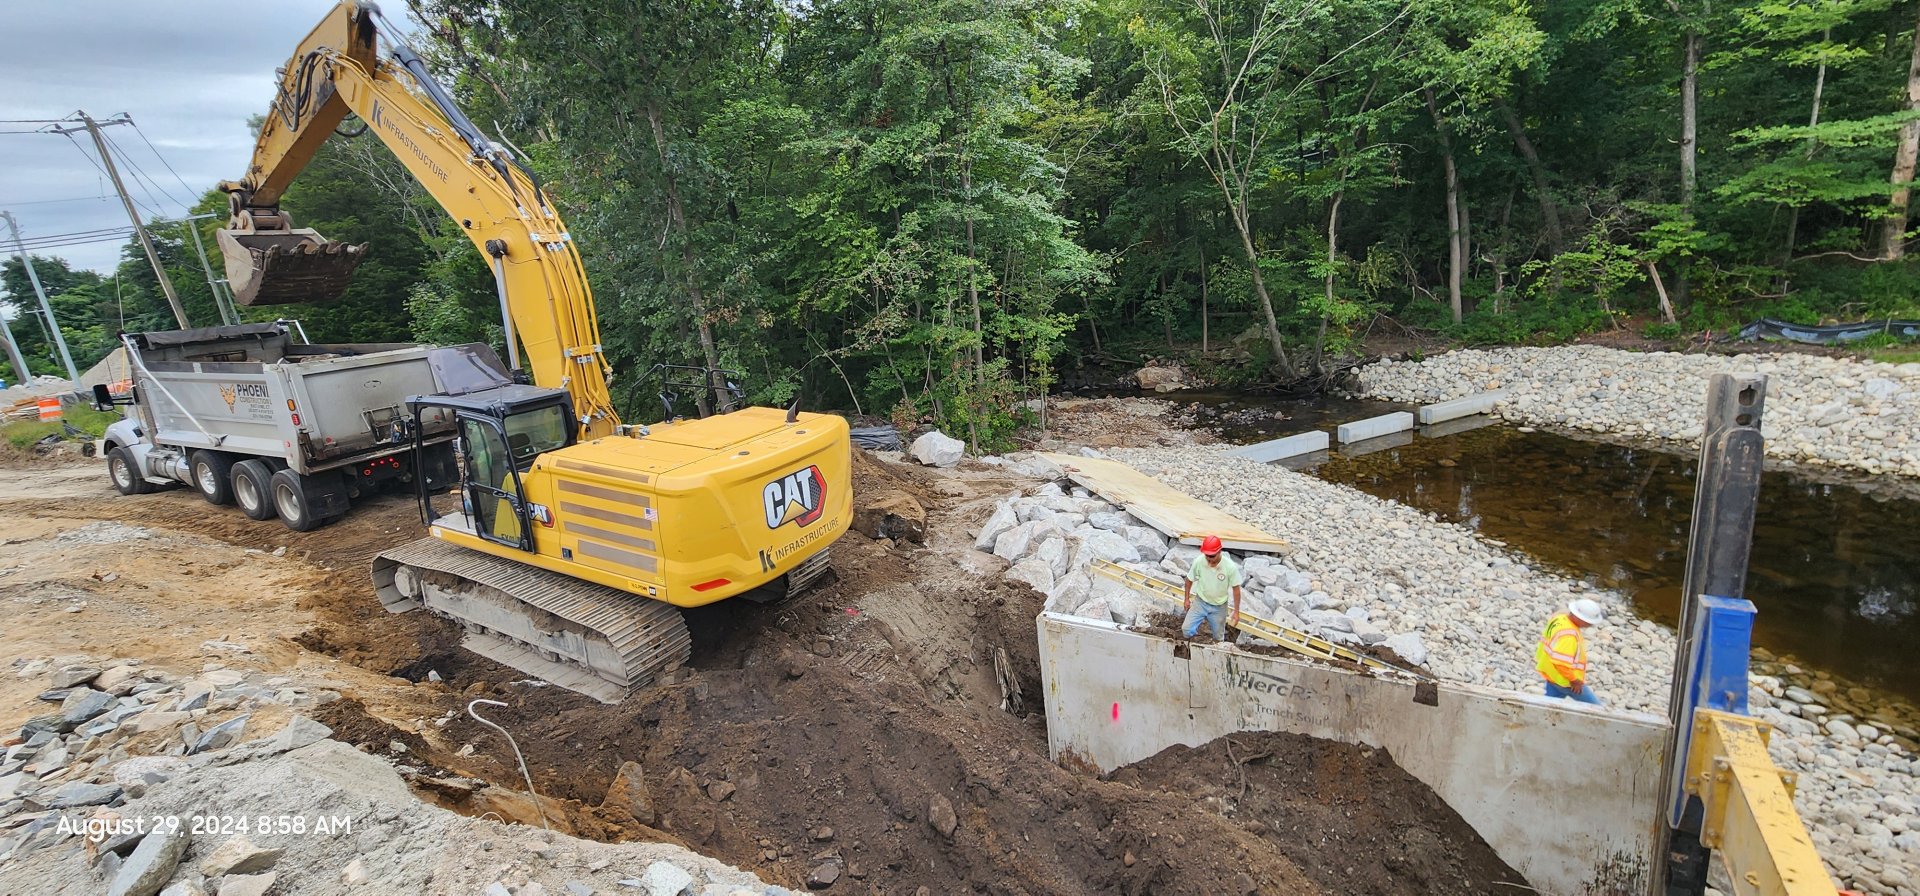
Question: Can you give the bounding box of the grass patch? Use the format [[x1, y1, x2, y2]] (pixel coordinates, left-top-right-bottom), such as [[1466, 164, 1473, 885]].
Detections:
[[2, 420, 63, 449], [1866, 345, 1920, 365], [0, 403, 123, 448]]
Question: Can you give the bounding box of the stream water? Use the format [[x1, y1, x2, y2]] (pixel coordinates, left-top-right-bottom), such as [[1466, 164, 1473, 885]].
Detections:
[[1176, 392, 1920, 704]]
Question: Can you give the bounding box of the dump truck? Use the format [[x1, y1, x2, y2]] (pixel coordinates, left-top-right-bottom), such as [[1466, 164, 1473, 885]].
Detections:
[[96, 320, 459, 531]]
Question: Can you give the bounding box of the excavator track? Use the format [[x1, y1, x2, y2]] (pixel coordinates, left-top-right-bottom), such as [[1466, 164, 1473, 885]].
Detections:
[[371, 537, 690, 704]]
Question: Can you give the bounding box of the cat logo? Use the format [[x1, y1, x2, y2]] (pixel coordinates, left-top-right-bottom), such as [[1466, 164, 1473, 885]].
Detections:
[[218, 384, 238, 412], [763, 465, 827, 530]]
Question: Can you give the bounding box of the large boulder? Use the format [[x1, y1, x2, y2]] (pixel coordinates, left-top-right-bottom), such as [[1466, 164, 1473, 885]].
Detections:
[[1046, 570, 1093, 613], [1005, 558, 1055, 593], [1120, 526, 1169, 561], [853, 490, 927, 544], [1005, 454, 1064, 480], [1104, 589, 1149, 626], [1347, 616, 1388, 645], [1268, 606, 1310, 633], [973, 502, 1019, 552], [1034, 534, 1072, 578], [908, 430, 966, 468], [1159, 544, 1203, 578], [1134, 364, 1188, 392], [1382, 632, 1429, 666], [993, 520, 1058, 562], [1303, 609, 1355, 634], [1073, 529, 1142, 566], [1088, 511, 1136, 532], [1279, 567, 1314, 596], [1072, 596, 1111, 623]]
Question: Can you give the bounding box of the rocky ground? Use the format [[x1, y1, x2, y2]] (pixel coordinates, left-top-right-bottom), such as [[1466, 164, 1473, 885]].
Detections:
[[1352, 345, 1920, 478], [1060, 444, 1916, 895]]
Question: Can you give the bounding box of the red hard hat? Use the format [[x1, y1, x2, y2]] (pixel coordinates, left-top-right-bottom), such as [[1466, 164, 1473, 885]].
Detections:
[[1201, 535, 1222, 555]]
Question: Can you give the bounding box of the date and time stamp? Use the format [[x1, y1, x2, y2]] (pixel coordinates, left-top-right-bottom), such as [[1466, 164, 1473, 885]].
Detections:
[[59, 813, 354, 842]]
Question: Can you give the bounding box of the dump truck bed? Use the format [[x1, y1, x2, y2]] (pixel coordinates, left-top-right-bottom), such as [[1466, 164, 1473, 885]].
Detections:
[[129, 323, 451, 474]]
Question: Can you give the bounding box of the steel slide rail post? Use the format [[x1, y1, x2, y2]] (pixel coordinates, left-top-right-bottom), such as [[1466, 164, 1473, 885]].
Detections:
[[1657, 373, 1767, 895]]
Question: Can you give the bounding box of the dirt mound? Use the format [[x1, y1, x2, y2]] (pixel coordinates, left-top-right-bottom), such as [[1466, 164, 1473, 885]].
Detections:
[[1113, 731, 1527, 895], [435, 640, 1333, 895]]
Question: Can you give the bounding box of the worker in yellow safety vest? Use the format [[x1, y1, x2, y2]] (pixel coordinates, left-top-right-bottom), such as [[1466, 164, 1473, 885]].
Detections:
[[1536, 599, 1606, 705]]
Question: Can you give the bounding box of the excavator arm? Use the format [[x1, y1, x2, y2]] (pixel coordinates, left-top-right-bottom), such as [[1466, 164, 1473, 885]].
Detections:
[[217, 1, 620, 437], [230, 2, 854, 704]]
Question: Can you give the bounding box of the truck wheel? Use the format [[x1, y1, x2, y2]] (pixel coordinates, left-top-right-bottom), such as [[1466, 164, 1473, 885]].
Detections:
[[190, 451, 236, 505], [270, 469, 326, 532], [231, 459, 277, 521], [107, 447, 153, 496]]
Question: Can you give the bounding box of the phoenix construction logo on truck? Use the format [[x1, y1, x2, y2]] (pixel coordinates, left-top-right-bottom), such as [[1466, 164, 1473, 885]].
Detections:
[[217, 382, 269, 412]]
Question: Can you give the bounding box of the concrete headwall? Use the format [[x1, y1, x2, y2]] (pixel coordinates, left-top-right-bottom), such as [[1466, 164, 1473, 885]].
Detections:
[[1038, 613, 1669, 896]]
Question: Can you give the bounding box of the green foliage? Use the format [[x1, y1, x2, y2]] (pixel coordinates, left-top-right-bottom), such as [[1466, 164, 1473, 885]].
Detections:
[[1642, 321, 1685, 340], [40, 0, 1920, 410]]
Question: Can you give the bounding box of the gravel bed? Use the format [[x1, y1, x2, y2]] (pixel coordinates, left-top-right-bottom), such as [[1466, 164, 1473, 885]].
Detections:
[[1107, 445, 1920, 895], [1353, 346, 1920, 478]]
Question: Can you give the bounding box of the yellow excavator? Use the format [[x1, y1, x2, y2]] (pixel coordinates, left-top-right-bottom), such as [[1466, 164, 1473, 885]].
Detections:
[[219, 2, 851, 701]]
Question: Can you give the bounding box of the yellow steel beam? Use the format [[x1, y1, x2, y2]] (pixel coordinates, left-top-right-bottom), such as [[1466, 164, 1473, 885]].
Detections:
[[1685, 709, 1836, 896]]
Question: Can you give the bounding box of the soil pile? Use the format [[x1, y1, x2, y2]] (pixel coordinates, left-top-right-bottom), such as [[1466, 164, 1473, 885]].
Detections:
[[1113, 731, 1527, 895]]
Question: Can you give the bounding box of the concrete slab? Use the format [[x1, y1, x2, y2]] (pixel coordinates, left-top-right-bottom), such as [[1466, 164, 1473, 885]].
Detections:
[[1039, 453, 1287, 553], [1416, 389, 1509, 425], [1337, 429, 1413, 457], [1039, 613, 1666, 896], [1335, 411, 1415, 444], [1223, 431, 1330, 464]]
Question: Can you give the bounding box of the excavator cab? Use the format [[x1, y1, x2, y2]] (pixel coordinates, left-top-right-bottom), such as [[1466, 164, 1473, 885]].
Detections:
[[216, 199, 368, 306]]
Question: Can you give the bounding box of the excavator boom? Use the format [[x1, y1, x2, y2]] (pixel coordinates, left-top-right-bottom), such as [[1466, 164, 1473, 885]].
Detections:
[[217, 2, 378, 306], [223, 2, 853, 702]]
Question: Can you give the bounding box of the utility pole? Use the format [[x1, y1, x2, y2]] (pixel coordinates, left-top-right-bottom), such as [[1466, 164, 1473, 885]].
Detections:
[[176, 215, 238, 325], [0, 310, 30, 385], [50, 113, 190, 329], [2, 210, 80, 381]]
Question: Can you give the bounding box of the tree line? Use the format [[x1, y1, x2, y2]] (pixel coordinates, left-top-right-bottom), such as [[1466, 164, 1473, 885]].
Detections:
[[7, 0, 1920, 445]]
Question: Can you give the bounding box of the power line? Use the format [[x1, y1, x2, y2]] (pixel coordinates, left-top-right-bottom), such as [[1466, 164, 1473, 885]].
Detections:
[[101, 128, 192, 215], [58, 130, 168, 220], [126, 117, 207, 209], [0, 195, 115, 208]]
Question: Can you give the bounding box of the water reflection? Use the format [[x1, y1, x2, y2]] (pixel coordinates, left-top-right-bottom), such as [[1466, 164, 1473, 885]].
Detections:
[[1306, 425, 1920, 703]]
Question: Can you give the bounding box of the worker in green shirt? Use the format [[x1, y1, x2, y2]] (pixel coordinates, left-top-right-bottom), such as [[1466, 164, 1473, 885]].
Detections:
[[1181, 535, 1243, 642]]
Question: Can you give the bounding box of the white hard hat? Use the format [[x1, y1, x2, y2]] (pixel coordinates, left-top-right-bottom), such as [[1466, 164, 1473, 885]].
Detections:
[[1569, 598, 1606, 625]]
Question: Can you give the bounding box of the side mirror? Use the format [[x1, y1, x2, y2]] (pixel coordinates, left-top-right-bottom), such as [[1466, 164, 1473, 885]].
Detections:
[[91, 384, 113, 412]]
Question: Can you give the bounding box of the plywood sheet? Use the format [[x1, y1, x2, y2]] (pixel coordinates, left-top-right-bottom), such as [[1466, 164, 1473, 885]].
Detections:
[[1039, 452, 1288, 553]]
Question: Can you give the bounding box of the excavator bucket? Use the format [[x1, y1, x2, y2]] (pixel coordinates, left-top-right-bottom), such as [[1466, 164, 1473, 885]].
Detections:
[[216, 227, 369, 306]]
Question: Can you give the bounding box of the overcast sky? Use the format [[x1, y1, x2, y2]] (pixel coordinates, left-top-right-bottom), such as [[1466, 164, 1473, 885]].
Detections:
[[0, 1, 419, 276]]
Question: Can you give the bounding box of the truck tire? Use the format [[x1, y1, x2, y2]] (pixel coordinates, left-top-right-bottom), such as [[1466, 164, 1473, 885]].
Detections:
[[270, 469, 326, 532], [190, 451, 236, 505], [107, 447, 153, 496], [231, 459, 277, 521]]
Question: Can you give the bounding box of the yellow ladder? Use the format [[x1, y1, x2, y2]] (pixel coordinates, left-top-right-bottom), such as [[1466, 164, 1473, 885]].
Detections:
[[1089, 558, 1427, 680]]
